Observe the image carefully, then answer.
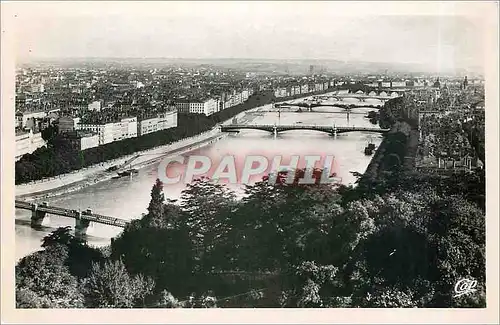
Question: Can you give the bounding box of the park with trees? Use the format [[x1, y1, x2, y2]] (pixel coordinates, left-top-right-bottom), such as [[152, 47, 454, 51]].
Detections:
[[16, 165, 485, 308]]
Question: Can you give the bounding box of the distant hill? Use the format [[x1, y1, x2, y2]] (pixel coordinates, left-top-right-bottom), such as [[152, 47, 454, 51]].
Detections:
[[19, 57, 482, 76]]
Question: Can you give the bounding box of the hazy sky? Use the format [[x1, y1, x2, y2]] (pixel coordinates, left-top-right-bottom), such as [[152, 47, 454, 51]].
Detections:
[[5, 1, 492, 72]]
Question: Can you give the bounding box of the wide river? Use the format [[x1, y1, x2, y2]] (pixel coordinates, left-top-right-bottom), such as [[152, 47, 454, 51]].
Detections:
[[15, 98, 384, 260]]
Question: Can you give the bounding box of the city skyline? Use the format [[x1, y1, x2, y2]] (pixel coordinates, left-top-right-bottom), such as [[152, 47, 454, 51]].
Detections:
[[8, 2, 489, 74]]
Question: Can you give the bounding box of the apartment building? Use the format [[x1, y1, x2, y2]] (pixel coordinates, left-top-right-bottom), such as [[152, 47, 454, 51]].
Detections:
[[175, 98, 218, 116], [64, 130, 100, 151], [88, 100, 104, 112], [76, 122, 114, 145], [242, 89, 250, 102], [113, 117, 138, 141], [16, 108, 60, 129], [138, 109, 178, 136], [158, 109, 178, 130], [274, 88, 287, 98], [58, 116, 81, 133], [30, 84, 45, 93], [15, 129, 46, 161], [138, 117, 160, 136]]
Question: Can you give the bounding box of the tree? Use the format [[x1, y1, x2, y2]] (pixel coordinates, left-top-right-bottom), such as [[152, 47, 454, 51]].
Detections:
[[178, 178, 237, 273], [16, 288, 50, 308], [281, 261, 340, 308], [41, 124, 59, 143], [426, 196, 485, 307], [41, 226, 105, 279], [84, 259, 155, 308], [146, 179, 165, 223], [154, 290, 181, 308], [16, 245, 84, 308], [41, 226, 80, 248]]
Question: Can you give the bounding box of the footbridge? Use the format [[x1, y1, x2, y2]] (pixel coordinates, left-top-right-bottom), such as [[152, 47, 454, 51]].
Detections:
[[15, 200, 130, 239], [220, 124, 390, 137]]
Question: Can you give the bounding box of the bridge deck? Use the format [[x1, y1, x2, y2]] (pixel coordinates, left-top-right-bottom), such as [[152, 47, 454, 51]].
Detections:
[[221, 124, 389, 134], [15, 200, 129, 228]]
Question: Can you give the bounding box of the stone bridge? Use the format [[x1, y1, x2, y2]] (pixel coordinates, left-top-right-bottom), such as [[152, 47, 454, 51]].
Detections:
[[220, 124, 390, 137]]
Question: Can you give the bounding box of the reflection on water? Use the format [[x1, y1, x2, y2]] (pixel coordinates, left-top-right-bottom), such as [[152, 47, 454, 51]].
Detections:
[[15, 103, 383, 260]]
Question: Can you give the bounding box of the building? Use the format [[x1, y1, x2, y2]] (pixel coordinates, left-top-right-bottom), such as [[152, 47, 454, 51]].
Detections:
[[58, 116, 81, 133], [158, 109, 178, 130], [463, 76, 469, 89], [76, 122, 114, 145], [15, 112, 23, 129], [138, 109, 178, 136], [175, 102, 190, 114], [17, 110, 47, 129], [274, 88, 287, 98], [242, 89, 250, 102], [15, 129, 46, 161], [113, 117, 138, 141], [175, 98, 218, 116], [433, 78, 441, 88], [225, 91, 244, 108], [30, 84, 45, 93], [138, 116, 160, 136], [392, 81, 406, 88], [88, 100, 104, 112], [63, 130, 100, 151]]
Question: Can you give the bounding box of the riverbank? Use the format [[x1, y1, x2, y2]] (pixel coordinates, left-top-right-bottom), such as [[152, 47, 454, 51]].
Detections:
[[15, 104, 266, 200], [17, 133, 228, 201], [15, 91, 329, 199]]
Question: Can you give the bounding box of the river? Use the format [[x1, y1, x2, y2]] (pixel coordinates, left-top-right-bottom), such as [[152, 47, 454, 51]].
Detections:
[[15, 98, 384, 260]]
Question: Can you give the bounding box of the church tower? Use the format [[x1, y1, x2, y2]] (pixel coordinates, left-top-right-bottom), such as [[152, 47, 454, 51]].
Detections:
[[433, 77, 441, 88]]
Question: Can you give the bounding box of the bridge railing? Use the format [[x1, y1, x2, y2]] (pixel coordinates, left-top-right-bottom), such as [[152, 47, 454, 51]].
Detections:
[[222, 124, 388, 131], [15, 200, 129, 228]]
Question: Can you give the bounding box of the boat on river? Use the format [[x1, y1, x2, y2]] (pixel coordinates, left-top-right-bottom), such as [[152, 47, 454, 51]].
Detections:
[[107, 165, 119, 172], [364, 141, 376, 156], [116, 169, 139, 177]]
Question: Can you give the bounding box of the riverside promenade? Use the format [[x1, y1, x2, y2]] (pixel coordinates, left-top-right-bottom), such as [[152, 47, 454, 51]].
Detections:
[[15, 91, 333, 199], [15, 108, 259, 199]]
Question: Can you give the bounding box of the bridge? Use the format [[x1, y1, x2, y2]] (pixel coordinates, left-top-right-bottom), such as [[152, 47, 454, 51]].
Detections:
[[313, 89, 405, 102], [316, 93, 401, 102], [15, 200, 129, 239], [249, 110, 368, 115], [220, 124, 390, 137], [274, 92, 402, 111]]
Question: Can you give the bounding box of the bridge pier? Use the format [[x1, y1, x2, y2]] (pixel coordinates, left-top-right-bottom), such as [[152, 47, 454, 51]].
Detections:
[[31, 202, 48, 229], [273, 126, 278, 138], [75, 210, 91, 240]]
